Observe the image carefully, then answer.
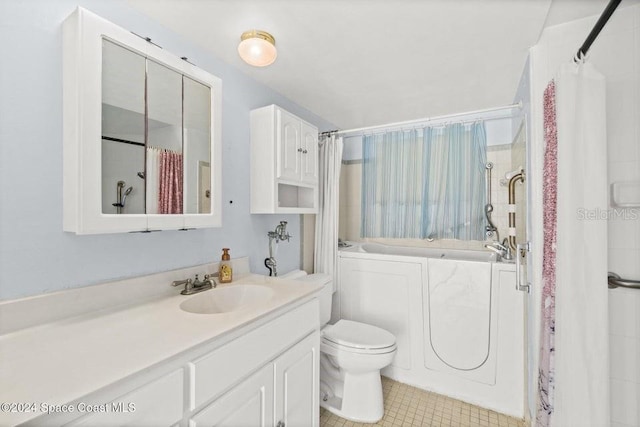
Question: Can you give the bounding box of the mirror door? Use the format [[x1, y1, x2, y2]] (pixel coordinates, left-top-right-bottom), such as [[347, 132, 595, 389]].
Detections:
[[101, 40, 145, 215], [100, 41, 212, 218], [147, 60, 184, 215], [183, 77, 211, 215]]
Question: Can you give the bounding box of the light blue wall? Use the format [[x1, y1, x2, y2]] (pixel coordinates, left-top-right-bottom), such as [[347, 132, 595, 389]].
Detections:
[[0, 0, 334, 300]]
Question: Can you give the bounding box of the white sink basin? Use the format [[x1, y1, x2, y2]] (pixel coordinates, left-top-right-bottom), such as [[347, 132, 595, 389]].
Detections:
[[179, 284, 274, 314]]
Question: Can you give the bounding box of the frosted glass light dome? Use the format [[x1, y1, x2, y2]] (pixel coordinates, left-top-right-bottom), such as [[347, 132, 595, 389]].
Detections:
[[238, 30, 277, 67]]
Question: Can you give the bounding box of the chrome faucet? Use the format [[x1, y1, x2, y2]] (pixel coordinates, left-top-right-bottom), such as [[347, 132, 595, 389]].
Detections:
[[484, 238, 513, 261], [268, 221, 291, 243], [172, 273, 217, 295]]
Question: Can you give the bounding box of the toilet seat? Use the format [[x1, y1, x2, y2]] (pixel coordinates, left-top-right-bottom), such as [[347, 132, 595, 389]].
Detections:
[[322, 320, 396, 354]]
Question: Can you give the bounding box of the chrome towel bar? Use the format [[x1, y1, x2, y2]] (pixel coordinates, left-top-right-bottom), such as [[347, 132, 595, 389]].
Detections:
[[608, 272, 640, 289]]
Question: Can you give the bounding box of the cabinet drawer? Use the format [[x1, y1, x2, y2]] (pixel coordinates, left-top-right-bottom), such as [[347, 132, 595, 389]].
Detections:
[[190, 300, 318, 408], [66, 369, 184, 427]]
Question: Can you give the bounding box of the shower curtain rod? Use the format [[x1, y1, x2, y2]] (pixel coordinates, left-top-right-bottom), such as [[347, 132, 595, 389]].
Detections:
[[102, 136, 145, 147], [574, 0, 621, 62], [334, 102, 522, 137]]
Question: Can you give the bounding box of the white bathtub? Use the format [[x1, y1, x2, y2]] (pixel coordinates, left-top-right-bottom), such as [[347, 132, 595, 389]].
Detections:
[[343, 242, 498, 262], [337, 242, 525, 418]]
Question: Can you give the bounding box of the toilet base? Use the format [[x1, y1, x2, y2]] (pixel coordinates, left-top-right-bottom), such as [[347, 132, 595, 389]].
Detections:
[[320, 358, 385, 423]]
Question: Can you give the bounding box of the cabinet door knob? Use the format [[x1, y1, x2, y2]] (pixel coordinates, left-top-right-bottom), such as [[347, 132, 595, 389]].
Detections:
[[297, 148, 303, 152], [277, 422, 285, 427], [302, 149, 308, 154]]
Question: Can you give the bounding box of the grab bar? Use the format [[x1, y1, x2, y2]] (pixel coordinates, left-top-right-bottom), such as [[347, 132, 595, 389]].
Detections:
[[515, 242, 530, 293], [608, 272, 640, 289], [485, 162, 498, 239]]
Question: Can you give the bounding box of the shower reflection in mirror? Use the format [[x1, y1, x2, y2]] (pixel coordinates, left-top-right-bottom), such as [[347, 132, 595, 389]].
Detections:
[[112, 180, 133, 214], [100, 39, 211, 216]]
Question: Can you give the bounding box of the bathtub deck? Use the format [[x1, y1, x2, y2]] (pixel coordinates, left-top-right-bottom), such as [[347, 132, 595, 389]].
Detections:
[[319, 376, 527, 427]]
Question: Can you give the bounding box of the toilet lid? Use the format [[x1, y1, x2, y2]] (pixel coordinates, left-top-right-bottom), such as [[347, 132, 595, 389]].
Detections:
[[322, 320, 396, 350]]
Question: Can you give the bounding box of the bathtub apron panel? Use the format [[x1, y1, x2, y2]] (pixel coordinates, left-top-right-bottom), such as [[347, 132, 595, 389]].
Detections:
[[424, 259, 497, 385], [338, 257, 423, 371]]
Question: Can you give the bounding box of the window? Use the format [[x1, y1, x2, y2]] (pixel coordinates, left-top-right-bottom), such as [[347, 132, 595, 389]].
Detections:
[[361, 123, 487, 241]]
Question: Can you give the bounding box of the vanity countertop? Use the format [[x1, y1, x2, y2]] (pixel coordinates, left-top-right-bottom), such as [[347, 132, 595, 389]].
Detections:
[[0, 273, 322, 426]]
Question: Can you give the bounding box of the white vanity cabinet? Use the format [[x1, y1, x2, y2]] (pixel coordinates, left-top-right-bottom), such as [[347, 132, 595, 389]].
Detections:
[[28, 300, 320, 427], [273, 333, 319, 426], [191, 333, 319, 427], [250, 105, 319, 213], [65, 369, 184, 427], [191, 364, 274, 427]]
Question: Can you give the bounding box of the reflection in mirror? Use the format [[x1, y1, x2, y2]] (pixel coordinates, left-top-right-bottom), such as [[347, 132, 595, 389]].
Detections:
[[183, 77, 212, 214], [101, 40, 145, 214], [63, 8, 222, 234], [99, 39, 214, 218], [147, 60, 184, 215], [198, 162, 211, 214]]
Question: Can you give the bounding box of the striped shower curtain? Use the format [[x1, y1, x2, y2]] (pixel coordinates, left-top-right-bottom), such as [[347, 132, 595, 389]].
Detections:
[[361, 123, 487, 240]]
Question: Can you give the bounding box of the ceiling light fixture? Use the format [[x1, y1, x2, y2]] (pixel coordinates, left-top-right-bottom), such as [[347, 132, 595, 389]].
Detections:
[[238, 30, 277, 67]]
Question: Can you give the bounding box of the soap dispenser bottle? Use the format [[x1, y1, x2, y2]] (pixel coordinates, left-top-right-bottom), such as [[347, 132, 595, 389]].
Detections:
[[219, 248, 233, 283]]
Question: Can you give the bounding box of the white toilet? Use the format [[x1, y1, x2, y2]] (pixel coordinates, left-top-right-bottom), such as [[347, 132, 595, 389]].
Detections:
[[282, 270, 397, 423]]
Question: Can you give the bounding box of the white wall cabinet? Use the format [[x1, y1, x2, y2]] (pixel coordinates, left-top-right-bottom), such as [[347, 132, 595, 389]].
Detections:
[[250, 105, 319, 213], [63, 7, 222, 234], [31, 300, 320, 427], [277, 109, 302, 183], [300, 122, 319, 185]]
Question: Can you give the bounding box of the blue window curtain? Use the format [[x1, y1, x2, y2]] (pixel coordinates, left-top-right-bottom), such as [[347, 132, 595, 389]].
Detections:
[[361, 122, 487, 241]]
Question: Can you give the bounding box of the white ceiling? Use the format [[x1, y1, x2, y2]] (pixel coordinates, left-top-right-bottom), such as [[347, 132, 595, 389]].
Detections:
[[127, 0, 636, 130]]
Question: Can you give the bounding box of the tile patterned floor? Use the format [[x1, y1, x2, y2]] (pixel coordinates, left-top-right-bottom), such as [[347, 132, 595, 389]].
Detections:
[[320, 377, 527, 427]]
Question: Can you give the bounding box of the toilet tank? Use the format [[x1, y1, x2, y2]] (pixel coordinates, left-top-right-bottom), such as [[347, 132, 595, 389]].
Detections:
[[280, 270, 333, 326]]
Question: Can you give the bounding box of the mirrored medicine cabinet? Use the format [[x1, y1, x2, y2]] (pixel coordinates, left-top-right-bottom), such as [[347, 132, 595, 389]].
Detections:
[[63, 7, 222, 234]]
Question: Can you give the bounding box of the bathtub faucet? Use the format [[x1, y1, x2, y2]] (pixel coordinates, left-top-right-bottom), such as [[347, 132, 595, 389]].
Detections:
[[485, 239, 513, 261]]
